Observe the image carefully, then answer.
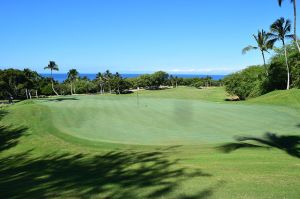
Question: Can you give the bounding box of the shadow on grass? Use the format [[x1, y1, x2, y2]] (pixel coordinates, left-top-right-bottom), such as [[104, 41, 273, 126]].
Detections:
[[0, 150, 214, 198], [218, 132, 300, 158], [41, 97, 79, 102], [178, 181, 225, 199], [0, 109, 28, 152], [0, 125, 28, 152], [0, 109, 7, 120]]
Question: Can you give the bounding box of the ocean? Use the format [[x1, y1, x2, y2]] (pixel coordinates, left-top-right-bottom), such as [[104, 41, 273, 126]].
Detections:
[[40, 73, 225, 82]]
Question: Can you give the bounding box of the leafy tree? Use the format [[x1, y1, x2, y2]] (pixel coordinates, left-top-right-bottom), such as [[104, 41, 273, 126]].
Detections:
[[44, 61, 59, 95], [38, 77, 55, 96], [0, 69, 29, 100], [151, 71, 169, 89], [266, 43, 300, 90], [137, 74, 152, 88], [23, 69, 41, 99], [111, 73, 131, 94], [269, 17, 293, 90], [23, 69, 34, 99], [67, 69, 79, 95], [242, 30, 275, 75], [278, 0, 300, 53], [169, 75, 179, 88], [224, 66, 265, 100], [75, 77, 96, 94]]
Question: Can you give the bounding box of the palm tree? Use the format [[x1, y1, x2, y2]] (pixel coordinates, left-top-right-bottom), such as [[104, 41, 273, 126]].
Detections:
[[278, 0, 300, 53], [44, 61, 59, 95], [96, 72, 105, 94], [242, 30, 275, 75], [67, 69, 79, 95], [104, 70, 113, 94], [269, 17, 294, 90]]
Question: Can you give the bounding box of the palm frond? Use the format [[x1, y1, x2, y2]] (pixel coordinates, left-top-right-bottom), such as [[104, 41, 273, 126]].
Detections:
[[286, 34, 295, 39], [242, 45, 257, 54], [266, 38, 277, 49], [270, 17, 291, 41]]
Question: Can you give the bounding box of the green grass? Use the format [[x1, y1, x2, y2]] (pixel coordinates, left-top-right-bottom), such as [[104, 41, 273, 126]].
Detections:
[[246, 89, 300, 109], [0, 87, 299, 198], [135, 87, 229, 102]]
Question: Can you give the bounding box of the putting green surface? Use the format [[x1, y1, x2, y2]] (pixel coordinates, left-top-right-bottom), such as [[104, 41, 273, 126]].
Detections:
[[36, 93, 300, 145]]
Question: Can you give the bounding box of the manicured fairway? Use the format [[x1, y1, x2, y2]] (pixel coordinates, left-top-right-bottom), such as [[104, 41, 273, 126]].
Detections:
[[0, 87, 299, 199]]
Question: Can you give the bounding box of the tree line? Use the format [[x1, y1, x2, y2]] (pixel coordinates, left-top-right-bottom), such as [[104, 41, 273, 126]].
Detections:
[[225, 0, 300, 100], [0, 62, 222, 101]]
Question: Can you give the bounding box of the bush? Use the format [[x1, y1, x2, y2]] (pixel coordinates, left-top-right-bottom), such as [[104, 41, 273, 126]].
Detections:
[[224, 66, 265, 100]]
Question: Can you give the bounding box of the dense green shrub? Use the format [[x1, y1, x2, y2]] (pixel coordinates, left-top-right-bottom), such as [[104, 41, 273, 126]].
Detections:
[[224, 66, 265, 100]]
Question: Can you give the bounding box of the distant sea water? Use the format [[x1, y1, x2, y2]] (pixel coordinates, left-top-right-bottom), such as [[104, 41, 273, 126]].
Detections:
[[40, 73, 225, 82]]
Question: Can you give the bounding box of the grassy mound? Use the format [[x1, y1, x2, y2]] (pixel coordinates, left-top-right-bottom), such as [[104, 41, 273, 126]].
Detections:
[[247, 89, 300, 108]]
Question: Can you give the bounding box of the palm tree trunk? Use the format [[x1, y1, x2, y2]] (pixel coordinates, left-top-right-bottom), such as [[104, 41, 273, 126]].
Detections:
[[261, 51, 268, 76], [51, 70, 59, 96], [283, 41, 290, 90], [293, 0, 300, 53], [136, 88, 139, 106], [28, 90, 32, 99], [73, 82, 76, 94], [70, 83, 73, 95], [35, 90, 38, 98], [25, 89, 29, 99]]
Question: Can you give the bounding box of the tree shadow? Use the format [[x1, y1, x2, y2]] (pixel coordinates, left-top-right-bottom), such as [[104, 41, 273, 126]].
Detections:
[[0, 150, 213, 198], [179, 181, 226, 199], [0, 125, 28, 152], [0, 109, 28, 152], [40, 97, 79, 102], [218, 132, 300, 158], [0, 109, 7, 120]]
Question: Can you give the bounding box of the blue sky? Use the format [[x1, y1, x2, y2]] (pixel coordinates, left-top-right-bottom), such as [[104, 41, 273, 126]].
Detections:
[[0, 0, 296, 74]]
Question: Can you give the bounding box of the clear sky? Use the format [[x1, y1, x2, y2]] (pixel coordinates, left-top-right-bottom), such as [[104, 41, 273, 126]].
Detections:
[[0, 0, 296, 74]]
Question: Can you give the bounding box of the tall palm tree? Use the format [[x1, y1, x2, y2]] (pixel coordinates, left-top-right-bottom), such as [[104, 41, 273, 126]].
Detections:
[[242, 30, 275, 75], [269, 17, 294, 90], [278, 0, 300, 53], [67, 69, 79, 95], [44, 61, 59, 95], [96, 72, 105, 94]]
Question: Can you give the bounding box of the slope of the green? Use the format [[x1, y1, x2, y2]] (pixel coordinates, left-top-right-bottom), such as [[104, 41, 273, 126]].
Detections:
[[247, 89, 300, 108]]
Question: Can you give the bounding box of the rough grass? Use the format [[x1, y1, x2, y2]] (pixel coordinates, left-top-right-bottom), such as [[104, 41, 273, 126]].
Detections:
[[0, 87, 299, 198]]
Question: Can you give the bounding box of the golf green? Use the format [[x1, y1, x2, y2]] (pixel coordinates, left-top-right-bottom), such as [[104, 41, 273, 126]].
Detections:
[[37, 94, 300, 145]]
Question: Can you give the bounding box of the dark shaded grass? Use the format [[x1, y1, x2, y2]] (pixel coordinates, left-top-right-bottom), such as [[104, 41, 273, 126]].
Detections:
[[0, 109, 28, 152], [40, 97, 79, 102], [0, 150, 213, 199], [218, 132, 300, 158]]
